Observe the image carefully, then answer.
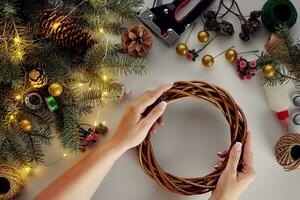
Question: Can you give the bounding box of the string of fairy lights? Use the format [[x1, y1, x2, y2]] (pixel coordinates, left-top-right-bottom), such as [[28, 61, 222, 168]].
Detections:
[[2, 0, 110, 174]]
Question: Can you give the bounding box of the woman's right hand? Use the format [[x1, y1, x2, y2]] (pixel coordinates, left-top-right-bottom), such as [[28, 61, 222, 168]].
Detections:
[[210, 132, 256, 200]]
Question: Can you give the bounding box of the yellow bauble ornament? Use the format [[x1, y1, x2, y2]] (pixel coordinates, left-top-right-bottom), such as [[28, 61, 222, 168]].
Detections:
[[202, 55, 214, 67], [19, 119, 32, 132], [197, 30, 210, 43], [48, 83, 63, 97], [263, 64, 276, 78], [225, 49, 238, 62], [176, 43, 188, 56]]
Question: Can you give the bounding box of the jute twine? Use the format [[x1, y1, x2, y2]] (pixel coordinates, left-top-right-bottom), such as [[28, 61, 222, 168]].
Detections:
[[265, 33, 289, 58], [137, 81, 248, 195], [275, 133, 300, 171], [0, 164, 24, 200]]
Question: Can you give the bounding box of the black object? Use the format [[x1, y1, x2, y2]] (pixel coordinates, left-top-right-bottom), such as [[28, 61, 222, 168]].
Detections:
[[290, 145, 300, 160], [0, 177, 10, 194], [219, 20, 234, 35], [138, 0, 215, 46]]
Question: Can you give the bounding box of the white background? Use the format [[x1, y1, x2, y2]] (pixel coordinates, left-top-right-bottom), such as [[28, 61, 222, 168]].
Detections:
[[18, 0, 300, 200]]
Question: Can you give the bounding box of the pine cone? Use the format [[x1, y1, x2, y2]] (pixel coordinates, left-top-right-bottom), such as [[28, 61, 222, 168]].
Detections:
[[121, 24, 153, 57], [38, 7, 97, 56]]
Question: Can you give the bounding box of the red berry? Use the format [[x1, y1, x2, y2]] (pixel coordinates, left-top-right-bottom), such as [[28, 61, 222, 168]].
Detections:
[[246, 74, 252, 80], [239, 74, 245, 80], [80, 146, 86, 152], [92, 133, 99, 141], [86, 134, 93, 141], [103, 127, 108, 134], [239, 61, 247, 68], [186, 53, 193, 60], [82, 139, 89, 146], [234, 58, 241, 65], [240, 66, 246, 71], [249, 69, 256, 74], [249, 61, 256, 68]]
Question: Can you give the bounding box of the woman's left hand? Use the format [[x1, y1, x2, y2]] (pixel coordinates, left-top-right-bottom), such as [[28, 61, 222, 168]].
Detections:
[[111, 83, 173, 150]]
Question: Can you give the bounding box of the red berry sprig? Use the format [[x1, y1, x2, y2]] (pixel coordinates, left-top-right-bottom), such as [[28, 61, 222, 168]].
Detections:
[[79, 123, 108, 153], [235, 57, 257, 80]]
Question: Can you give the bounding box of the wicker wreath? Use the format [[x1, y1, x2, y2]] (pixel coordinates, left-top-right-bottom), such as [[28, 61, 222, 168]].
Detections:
[[275, 133, 300, 171], [0, 164, 24, 200], [137, 81, 248, 195]]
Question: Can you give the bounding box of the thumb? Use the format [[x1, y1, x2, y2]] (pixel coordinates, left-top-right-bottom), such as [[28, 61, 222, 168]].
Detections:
[[141, 101, 167, 130], [225, 142, 242, 173]]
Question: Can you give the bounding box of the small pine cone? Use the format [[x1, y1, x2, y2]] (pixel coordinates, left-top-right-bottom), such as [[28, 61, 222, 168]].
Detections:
[[121, 24, 153, 57], [38, 7, 97, 55]]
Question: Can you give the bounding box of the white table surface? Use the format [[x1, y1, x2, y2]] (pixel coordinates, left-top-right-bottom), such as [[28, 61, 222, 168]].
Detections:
[[18, 0, 300, 200]]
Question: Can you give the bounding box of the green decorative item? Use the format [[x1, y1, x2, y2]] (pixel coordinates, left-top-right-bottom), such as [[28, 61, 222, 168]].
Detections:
[[256, 27, 300, 85], [45, 96, 59, 112], [0, 0, 145, 170], [262, 0, 298, 32]]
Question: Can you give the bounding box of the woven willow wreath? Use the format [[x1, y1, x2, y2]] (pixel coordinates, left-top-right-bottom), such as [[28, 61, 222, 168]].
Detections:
[[137, 81, 248, 195]]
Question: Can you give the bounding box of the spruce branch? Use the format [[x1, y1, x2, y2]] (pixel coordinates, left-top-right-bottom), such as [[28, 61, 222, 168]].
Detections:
[[257, 27, 300, 86]]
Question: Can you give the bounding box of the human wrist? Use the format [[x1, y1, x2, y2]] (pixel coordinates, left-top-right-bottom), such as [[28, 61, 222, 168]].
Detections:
[[109, 133, 130, 153], [210, 193, 238, 200]]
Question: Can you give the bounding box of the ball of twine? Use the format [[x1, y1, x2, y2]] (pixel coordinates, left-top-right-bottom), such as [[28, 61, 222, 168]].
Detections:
[[0, 164, 24, 200], [275, 133, 300, 171], [261, 0, 297, 32], [265, 33, 289, 58], [137, 81, 248, 195]]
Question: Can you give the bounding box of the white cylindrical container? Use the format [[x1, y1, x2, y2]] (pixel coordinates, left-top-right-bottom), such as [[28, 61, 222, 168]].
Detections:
[[264, 85, 290, 131]]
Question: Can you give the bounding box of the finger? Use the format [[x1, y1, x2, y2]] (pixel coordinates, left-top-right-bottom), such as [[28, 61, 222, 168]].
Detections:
[[225, 142, 242, 173], [243, 132, 253, 166], [157, 116, 164, 127], [214, 161, 224, 169], [217, 150, 228, 158], [134, 83, 173, 112], [241, 164, 256, 181], [149, 122, 158, 134], [140, 101, 167, 130]]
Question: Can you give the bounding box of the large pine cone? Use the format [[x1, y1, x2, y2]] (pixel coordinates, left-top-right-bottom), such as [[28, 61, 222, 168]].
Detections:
[[38, 7, 97, 56], [121, 24, 153, 57]]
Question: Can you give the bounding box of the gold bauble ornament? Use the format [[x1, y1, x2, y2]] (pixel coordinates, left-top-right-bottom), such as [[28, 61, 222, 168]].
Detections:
[[48, 83, 63, 97], [176, 43, 188, 56], [225, 49, 238, 62], [28, 68, 48, 88], [197, 30, 210, 43], [202, 55, 214, 67], [19, 119, 32, 132], [263, 64, 276, 78]]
